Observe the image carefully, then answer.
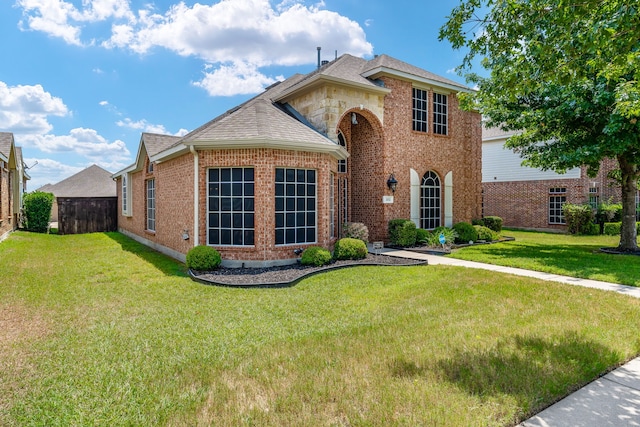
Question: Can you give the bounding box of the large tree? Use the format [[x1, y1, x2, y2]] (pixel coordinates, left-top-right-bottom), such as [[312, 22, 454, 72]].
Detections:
[[440, 0, 640, 251]]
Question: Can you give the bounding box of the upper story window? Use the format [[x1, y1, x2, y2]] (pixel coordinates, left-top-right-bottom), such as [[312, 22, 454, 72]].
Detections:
[[412, 88, 428, 132], [148, 161, 154, 173], [433, 93, 448, 135], [337, 131, 347, 173]]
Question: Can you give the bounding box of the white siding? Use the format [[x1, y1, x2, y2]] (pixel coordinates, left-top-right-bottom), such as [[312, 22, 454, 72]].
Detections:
[[482, 140, 580, 183]]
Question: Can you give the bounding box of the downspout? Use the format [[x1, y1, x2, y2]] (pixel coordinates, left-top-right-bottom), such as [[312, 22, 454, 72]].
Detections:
[[189, 145, 199, 247]]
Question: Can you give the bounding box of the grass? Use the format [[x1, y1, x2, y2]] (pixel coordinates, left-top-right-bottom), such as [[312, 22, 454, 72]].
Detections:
[[448, 229, 640, 286], [1, 231, 639, 426]]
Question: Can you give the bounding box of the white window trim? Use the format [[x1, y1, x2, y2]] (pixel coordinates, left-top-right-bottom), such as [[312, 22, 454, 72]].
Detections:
[[122, 173, 132, 216]]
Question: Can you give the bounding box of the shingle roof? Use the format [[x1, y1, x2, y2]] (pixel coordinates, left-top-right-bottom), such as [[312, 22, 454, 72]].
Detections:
[[0, 132, 14, 161], [41, 164, 116, 198], [361, 54, 469, 91], [142, 133, 182, 157]]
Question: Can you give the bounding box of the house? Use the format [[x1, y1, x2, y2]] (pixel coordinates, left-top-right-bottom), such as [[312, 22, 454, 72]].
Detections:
[[0, 132, 30, 241], [113, 54, 482, 266], [482, 127, 627, 230], [38, 165, 117, 234]]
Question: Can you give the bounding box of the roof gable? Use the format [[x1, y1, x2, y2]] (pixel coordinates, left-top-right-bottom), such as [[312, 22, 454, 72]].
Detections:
[[0, 132, 15, 164], [42, 164, 116, 198]]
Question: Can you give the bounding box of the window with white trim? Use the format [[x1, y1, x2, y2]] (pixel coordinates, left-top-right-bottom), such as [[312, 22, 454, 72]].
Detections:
[[588, 186, 599, 209], [122, 173, 131, 216], [146, 179, 156, 231], [421, 171, 441, 229], [337, 131, 347, 173], [207, 168, 255, 246], [549, 187, 566, 224], [433, 93, 448, 135], [412, 88, 428, 132], [275, 168, 316, 245]]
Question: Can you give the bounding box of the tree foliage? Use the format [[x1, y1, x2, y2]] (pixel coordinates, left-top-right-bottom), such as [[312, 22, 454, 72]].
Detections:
[[440, 0, 640, 250]]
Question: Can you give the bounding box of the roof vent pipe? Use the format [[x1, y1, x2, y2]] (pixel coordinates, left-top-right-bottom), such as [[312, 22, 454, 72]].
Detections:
[[321, 60, 329, 66], [317, 46, 321, 69]]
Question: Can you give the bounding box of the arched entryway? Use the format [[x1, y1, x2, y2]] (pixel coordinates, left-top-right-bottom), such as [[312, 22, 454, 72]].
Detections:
[[335, 109, 385, 241]]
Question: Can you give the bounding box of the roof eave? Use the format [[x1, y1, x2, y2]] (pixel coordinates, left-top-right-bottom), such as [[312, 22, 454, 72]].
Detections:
[[362, 66, 473, 93], [275, 74, 390, 102]]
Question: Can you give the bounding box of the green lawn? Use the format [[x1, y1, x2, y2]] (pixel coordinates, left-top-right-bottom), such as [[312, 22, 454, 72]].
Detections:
[[1, 231, 639, 426], [448, 229, 640, 286]]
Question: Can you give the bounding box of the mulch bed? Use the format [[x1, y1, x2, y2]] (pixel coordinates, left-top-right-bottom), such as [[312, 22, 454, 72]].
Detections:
[[189, 254, 427, 288]]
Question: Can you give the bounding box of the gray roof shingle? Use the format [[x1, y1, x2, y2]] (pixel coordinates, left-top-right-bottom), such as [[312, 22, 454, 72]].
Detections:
[[40, 164, 116, 198], [0, 132, 14, 161]]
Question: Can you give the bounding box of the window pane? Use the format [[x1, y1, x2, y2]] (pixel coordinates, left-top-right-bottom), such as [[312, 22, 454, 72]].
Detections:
[[274, 168, 317, 245], [207, 168, 255, 246]]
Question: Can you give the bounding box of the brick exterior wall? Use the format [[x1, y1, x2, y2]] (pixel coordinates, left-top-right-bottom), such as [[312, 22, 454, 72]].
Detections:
[[0, 166, 15, 239], [482, 159, 621, 230]]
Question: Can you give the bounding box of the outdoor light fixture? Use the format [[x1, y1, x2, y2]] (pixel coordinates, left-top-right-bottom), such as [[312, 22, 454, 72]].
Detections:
[[351, 112, 358, 125], [387, 173, 398, 193]]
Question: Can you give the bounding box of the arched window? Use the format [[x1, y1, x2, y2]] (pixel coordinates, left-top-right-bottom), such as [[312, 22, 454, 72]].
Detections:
[[421, 171, 441, 229], [337, 131, 347, 174]]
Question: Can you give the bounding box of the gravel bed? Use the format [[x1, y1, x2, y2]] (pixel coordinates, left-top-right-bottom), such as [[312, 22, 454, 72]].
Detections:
[[190, 254, 426, 287]]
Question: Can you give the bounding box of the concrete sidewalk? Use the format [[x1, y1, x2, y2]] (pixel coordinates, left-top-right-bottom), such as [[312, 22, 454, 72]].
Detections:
[[376, 247, 640, 426]]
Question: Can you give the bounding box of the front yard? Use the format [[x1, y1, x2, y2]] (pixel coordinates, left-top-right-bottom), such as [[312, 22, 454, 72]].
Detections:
[[1, 231, 639, 426]]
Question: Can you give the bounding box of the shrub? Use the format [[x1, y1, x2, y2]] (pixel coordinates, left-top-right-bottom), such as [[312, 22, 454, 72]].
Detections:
[[583, 222, 601, 236], [186, 245, 222, 271], [596, 199, 622, 226], [426, 226, 458, 247], [416, 228, 431, 245], [453, 222, 478, 244], [388, 219, 417, 247], [562, 203, 594, 235], [300, 246, 332, 266], [23, 191, 54, 233], [482, 216, 503, 233], [603, 222, 621, 236], [472, 218, 485, 226], [342, 222, 369, 243], [474, 225, 498, 241], [603, 222, 640, 236], [333, 238, 368, 260]]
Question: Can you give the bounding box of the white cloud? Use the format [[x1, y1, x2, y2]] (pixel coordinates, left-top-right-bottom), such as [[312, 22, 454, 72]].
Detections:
[[193, 62, 284, 97], [0, 81, 68, 134], [116, 118, 188, 136], [365, 19, 373, 27], [16, 0, 373, 96], [25, 157, 85, 190]]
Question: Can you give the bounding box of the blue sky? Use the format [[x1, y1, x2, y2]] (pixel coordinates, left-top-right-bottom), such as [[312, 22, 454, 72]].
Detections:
[[1, 0, 475, 189]]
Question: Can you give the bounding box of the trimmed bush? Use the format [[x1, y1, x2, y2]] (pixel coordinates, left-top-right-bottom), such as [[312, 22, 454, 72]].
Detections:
[[562, 203, 594, 235], [388, 219, 417, 247], [472, 218, 485, 226], [482, 216, 503, 233], [603, 222, 640, 236], [583, 222, 601, 236], [300, 246, 332, 266], [333, 238, 368, 260], [474, 225, 498, 241], [416, 228, 431, 245], [453, 222, 478, 244], [596, 200, 622, 224], [186, 245, 222, 271], [23, 191, 54, 233], [342, 222, 369, 243]]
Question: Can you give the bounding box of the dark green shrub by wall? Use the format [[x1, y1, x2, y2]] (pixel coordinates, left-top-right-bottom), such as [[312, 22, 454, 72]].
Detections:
[[482, 216, 503, 233], [562, 203, 595, 235], [333, 238, 368, 260], [23, 191, 54, 233], [474, 225, 498, 241], [300, 246, 332, 266], [388, 219, 417, 247], [453, 222, 478, 244], [603, 222, 640, 236], [186, 245, 222, 271], [416, 228, 431, 245]]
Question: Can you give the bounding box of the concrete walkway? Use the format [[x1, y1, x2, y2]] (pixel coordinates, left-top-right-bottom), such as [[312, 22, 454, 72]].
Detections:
[[377, 247, 640, 427]]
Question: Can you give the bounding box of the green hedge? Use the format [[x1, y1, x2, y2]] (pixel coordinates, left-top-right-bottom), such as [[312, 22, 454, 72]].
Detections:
[[333, 238, 368, 260], [416, 228, 431, 245], [388, 219, 417, 247], [186, 245, 222, 270], [23, 191, 54, 233], [453, 222, 478, 244], [474, 225, 499, 241], [603, 222, 640, 236], [300, 246, 332, 266], [482, 216, 503, 233], [562, 203, 595, 235]]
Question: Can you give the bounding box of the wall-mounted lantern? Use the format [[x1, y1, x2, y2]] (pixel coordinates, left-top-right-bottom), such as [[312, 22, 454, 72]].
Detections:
[[387, 173, 398, 193]]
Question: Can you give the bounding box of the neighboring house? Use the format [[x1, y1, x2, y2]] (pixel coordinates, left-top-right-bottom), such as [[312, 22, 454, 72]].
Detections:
[[0, 132, 30, 241], [113, 54, 482, 266], [38, 165, 117, 234], [482, 127, 627, 230]]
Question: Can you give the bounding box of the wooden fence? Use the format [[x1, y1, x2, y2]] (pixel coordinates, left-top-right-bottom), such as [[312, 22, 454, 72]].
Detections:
[[58, 197, 117, 235]]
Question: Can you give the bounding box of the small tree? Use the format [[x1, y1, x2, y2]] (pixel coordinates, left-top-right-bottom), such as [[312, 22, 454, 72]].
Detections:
[[23, 191, 54, 233]]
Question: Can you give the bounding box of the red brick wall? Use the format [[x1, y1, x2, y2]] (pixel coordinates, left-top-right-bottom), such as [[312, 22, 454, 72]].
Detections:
[[0, 166, 13, 237], [482, 159, 621, 230], [335, 77, 482, 241]]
